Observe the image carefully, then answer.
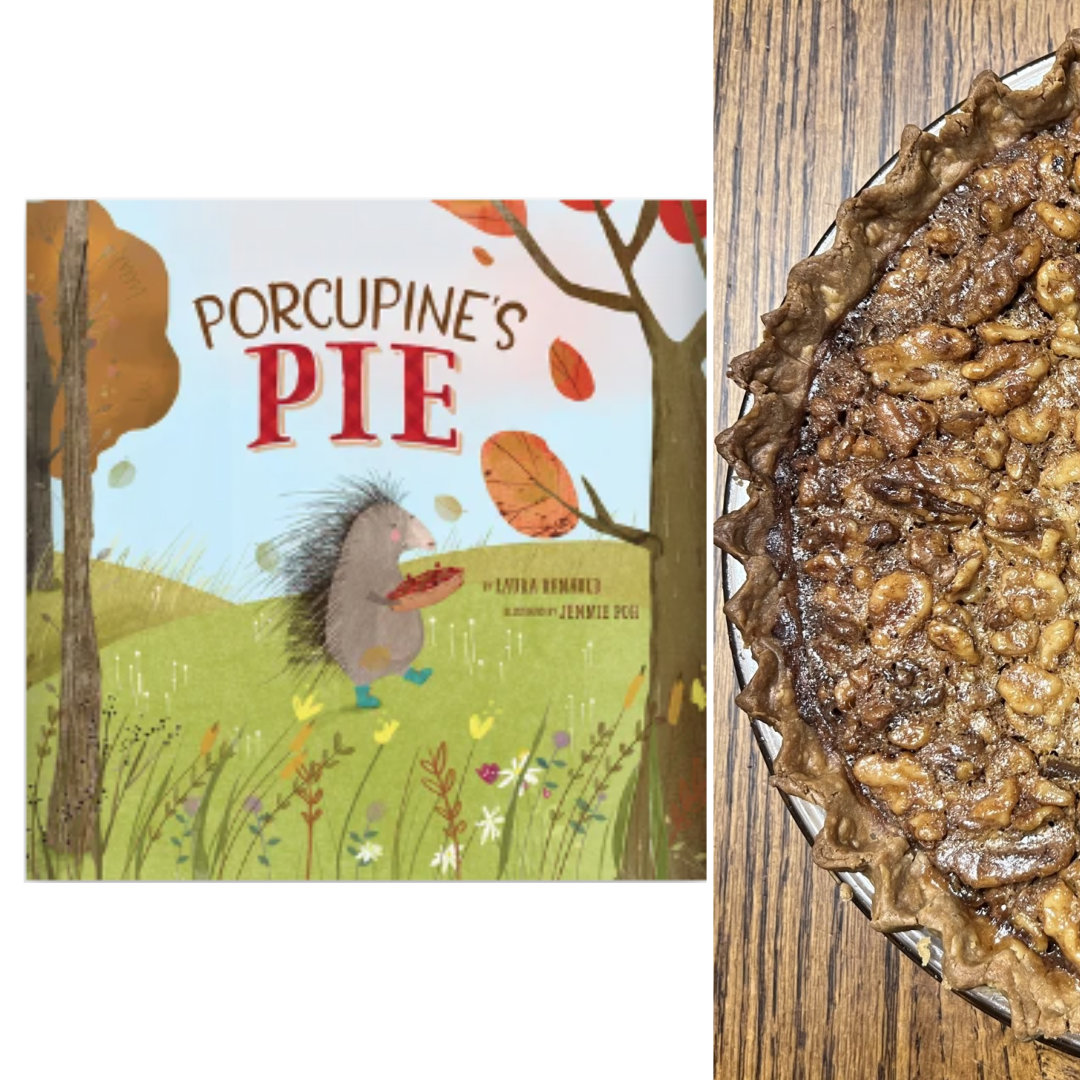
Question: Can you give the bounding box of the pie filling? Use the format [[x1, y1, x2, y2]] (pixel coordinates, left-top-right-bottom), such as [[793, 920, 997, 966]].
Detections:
[[387, 563, 463, 601], [782, 118, 1080, 973]]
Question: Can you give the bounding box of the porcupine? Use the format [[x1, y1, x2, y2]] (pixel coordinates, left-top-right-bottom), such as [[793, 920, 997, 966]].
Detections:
[[278, 476, 437, 709]]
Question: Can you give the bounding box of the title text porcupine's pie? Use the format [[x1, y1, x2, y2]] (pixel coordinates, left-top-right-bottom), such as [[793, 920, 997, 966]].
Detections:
[[716, 33, 1080, 1038]]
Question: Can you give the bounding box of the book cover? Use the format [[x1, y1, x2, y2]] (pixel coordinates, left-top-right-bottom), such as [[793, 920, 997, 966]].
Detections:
[[25, 198, 706, 880]]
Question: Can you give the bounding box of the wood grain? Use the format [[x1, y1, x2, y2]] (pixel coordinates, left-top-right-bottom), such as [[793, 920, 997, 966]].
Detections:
[[713, 3, 1078, 1077]]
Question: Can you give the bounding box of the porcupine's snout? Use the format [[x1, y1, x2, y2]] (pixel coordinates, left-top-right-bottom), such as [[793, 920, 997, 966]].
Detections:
[[404, 516, 436, 552]]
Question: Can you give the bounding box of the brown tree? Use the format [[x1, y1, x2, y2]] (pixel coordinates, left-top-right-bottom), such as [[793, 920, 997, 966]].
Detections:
[[439, 199, 707, 878], [28, 201, 179, 872], [45, 202, 102, 867], [27, 293, 56, 589], [25, 201, 179, 591]]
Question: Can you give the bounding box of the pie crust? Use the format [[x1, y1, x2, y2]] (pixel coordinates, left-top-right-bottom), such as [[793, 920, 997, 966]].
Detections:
[[716, 32, 1080, 1039]]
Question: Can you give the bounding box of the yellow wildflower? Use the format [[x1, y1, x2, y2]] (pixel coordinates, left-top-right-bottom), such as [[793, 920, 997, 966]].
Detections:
[[691, 677, 706, 711], [469, 714, 495, 740], [199, 722, 219, 757], [292, 693, 324, 723], [290, 722, 314, 753], [374, 719, 400, 745]]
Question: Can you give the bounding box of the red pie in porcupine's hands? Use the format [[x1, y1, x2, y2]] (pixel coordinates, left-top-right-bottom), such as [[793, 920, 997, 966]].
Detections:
[[387, 563, 464, 612]]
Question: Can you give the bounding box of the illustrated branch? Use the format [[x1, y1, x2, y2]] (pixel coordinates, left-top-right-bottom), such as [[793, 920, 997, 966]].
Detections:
[[625, 200, 660, 263], [579, 477, 659, 549], [490, 438, 661, 552], [492, 201, 636, 314], [542, 473, 660, 552], [594, 203, 662, 335], [679, 201, 707, 357], [682, 200, 707, 274], [494, 199, 703, 362]]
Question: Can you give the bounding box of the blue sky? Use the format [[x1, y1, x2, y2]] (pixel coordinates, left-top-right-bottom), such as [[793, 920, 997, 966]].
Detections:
[[58, 200, 704, 598]]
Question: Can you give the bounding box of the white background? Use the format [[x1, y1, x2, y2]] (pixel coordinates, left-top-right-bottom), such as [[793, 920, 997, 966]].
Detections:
[[2, 2, 714, 1077]]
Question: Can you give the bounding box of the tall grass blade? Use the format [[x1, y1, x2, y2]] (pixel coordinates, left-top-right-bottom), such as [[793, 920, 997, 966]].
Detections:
[[610, 761, 638, 879], [497, 705, 547, 880]]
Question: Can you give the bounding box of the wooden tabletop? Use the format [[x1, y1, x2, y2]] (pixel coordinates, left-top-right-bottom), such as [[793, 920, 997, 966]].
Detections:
[[712, 3, 1078, 1078]]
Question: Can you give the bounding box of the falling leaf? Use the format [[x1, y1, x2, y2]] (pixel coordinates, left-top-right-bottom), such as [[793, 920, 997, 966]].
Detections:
[[433, 200, 527, 236], [658, 200, 707, 244], [473, 246, 494, 266], [255, 541, 280, 573], [561, 200, 613, 211], [548, 339, 595, 402], [481, 431, 579, 539], [107, 460, 135, 488], [434, 494, 463, 522], [95, 547, 112, 561]]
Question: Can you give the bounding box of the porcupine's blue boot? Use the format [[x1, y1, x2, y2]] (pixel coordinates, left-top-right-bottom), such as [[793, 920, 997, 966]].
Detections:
[[354, 684, 382, 709], [403, 666, 432, 686]]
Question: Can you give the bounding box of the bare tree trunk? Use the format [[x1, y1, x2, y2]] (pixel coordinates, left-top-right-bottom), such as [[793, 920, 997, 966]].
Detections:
[[26, 295, 57, 592], [621, 330, 707, 880], [46, 201, 102, 872]]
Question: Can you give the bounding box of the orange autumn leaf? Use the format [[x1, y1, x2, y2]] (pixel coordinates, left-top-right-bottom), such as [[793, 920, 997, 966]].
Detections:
[[433, 200, 527, 236], [548, 339, 595, 402], [481, 431, 579, 539], [658, 200, 707, 244], [473, 246, 494, 266], [26, 201, 180, 476], [561, 200, 613, 211]]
